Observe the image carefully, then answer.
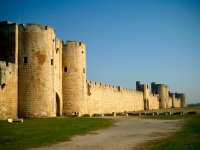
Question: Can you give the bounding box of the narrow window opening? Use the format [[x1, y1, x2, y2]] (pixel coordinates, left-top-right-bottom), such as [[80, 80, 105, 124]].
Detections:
[[51, 59, 53, 65], [82, 51, 84, 54], [83, 68, 85, 73], [24, 57, 28, 64], [87, 84, 91, 96], [79, 42, 82, 46], [117, 86, 121, 92], [64, 67, 67, 72], [6, 62, 9, 66], [56, 48, 59, 53]]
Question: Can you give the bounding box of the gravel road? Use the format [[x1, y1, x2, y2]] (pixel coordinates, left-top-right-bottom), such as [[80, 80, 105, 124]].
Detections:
[[32, 117, 183, 150]]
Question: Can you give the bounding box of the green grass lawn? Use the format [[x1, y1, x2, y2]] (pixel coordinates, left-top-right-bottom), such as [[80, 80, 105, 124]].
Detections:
[[139, 114, 200, 150], [0, 117, 113, 150]]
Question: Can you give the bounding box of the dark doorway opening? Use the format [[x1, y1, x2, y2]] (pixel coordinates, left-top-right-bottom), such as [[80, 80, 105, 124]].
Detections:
[[147, 99, 149, 110], [56, 93, 61, 116], [144, 99, 149, 110], [159, 99, 162, 109]]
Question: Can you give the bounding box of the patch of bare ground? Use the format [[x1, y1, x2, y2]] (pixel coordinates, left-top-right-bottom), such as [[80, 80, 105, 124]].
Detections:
[[31, 117, 183, 150], [134, 131, 174, 150]]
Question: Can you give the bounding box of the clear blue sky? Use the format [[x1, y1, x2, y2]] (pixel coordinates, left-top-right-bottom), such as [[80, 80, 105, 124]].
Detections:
[[1, 0, 200, 104]]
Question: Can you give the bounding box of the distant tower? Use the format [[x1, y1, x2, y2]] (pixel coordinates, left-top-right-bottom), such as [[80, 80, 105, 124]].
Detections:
[[136, 81, 140, 91], [62, 41, 86, 116], [143, 84, 149, 110], [157, 84, 168, 109], [151, 82, 156, 94], [171, 93, 175, 108], [180, 93, 186, 108], [136, 81, 149, 110], [165, 86, 170, 108], [151, 82, 169, 109], [18, 24, 56, 117]]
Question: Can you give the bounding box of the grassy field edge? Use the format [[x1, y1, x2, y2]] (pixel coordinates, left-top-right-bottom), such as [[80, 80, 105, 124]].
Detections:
[[0, 117, 114, 150], [136, 114, 200, 150]]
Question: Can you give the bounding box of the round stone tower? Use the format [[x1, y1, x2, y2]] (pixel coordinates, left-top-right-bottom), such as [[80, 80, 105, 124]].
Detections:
[[171, 93, 175, 108], [180, 93, 186, 108], [62, 41, 86, 116], [165, 86, 170, 108], [143, 84, 149, 110], [157, 84, 167, 109], [18, 24, 56, 117]]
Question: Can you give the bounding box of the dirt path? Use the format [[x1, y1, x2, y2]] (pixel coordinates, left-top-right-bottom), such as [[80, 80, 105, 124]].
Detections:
[[32, 117, 183, 150]]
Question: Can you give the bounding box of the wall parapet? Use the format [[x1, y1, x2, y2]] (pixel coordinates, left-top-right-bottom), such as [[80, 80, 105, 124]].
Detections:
[[86, 80, 143, 94], [18, 23, 55, 32], [0, 61, 16, 70], [63, 40, 86, 47], [0, 61, 7, 67], [149, 93, 158, 97]]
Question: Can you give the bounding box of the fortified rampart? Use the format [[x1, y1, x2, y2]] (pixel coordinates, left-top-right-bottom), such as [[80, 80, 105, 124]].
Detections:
[[151, 82, 169, 109], [18, 24, 57, 117], [86, 80, 144, 115], [62, 41, 86, 115], [0, 61, 18, 119], [0, 21, 186, 119], [136, 81, 159, 110], [0, 21, 18, 119]]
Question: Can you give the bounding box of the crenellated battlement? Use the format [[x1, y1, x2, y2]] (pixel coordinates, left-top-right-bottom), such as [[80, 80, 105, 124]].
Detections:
[[18, 23, 55, 32], [0, 21, 17, 26], [86, 80, 142, 94], [149, 93, 158, 97], [63, 40, 86, 50], [0, 61, 7, 67], [0, 61, 16, 71]]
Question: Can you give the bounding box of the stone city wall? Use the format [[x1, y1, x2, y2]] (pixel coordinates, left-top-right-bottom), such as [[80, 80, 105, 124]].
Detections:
[[173, 98, 181, 108], [148, 94, 159, 110], [0, 21, 186, 119], [0, 61, 18, 119], [168, 97, 173, 108], [86, 80, 144, 114]]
